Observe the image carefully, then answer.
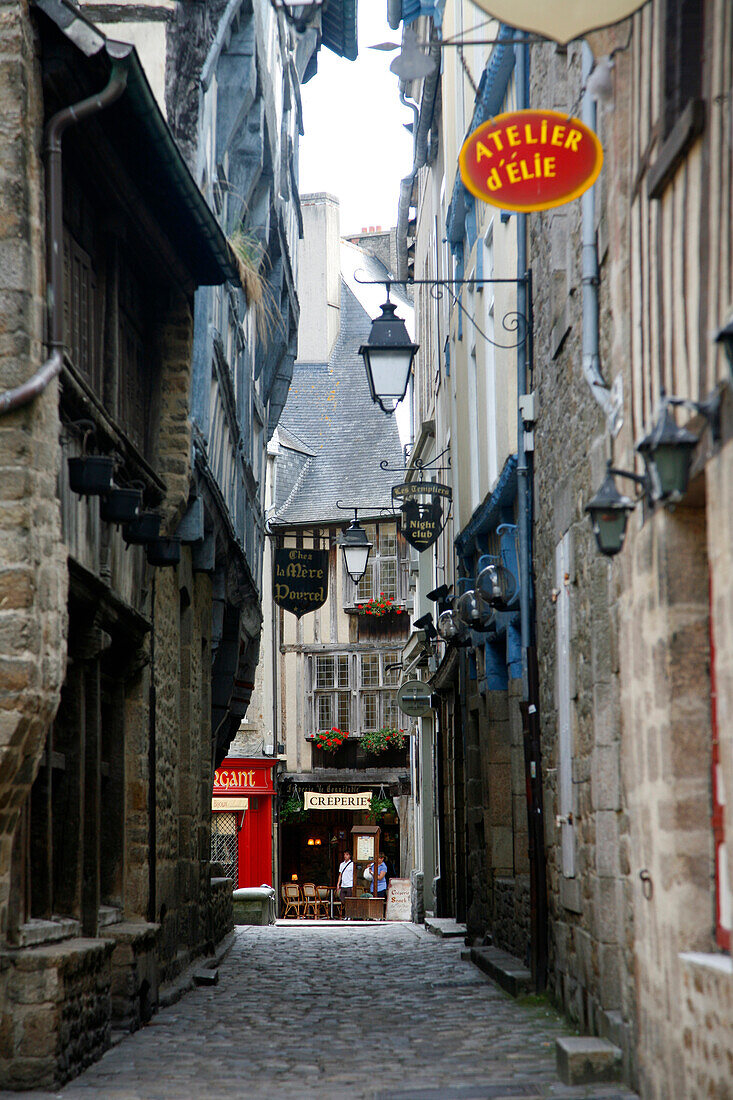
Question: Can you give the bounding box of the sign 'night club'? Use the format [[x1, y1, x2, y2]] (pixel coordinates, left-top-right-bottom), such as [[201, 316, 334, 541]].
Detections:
[[459, 109, 603, 213], [273, 547, 329, 617], [392, 481, 452, 552]]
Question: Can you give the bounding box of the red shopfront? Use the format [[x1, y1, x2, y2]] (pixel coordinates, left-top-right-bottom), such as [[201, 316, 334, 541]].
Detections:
[[211, 758, 275, 888]]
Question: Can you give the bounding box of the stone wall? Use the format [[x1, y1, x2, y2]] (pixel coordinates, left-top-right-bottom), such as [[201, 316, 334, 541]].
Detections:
[[0, 938, 114, 1090], [209, 878, 234, 949], [529, 36, 636, 1077], [0, 0, 68, 941]]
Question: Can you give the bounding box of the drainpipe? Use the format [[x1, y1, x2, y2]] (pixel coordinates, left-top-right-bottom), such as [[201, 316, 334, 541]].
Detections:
[[396, 40, 442, 281], [0, 61, 128, 415], [581, 42, 615, 421], [515, 41, 530, 692]]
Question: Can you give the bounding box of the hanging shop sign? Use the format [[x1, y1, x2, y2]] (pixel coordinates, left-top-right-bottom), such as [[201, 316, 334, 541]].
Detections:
[[392, 481, 452, 552], [273, 547, 329, 618], [303, 791, 372, 811], [397, 679, 433, 717], [467, 1, 646, 45], [459, 109, 603, 213]]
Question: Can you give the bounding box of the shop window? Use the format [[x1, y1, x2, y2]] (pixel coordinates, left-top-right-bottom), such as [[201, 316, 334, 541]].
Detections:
[[211, 812, 238, 884]]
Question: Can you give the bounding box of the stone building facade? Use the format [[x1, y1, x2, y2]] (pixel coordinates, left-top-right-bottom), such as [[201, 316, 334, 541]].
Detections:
[[529, 3, 733, 1095], [0, 0, 328, 1087]]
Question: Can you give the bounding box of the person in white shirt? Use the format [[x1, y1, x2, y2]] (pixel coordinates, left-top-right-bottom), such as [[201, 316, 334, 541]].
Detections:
[[337, 851, 354, 909]]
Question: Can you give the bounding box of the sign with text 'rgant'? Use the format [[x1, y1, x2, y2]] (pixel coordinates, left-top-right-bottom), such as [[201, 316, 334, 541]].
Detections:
[[460, 109, 603, 213]]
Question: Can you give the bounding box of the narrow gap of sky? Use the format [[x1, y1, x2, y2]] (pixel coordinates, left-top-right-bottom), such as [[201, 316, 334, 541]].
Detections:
[[299, 4, 415, 235]]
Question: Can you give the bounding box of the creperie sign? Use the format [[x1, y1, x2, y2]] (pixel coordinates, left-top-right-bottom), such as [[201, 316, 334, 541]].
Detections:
[[459, 109, 603, 213]]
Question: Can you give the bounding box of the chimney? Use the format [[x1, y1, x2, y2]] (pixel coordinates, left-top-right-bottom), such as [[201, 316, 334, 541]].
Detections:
[[296, 195, 341, 364]]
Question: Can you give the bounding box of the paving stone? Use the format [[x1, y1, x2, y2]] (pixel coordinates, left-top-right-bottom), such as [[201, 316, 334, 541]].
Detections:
[[0, 925, 638, 1100]]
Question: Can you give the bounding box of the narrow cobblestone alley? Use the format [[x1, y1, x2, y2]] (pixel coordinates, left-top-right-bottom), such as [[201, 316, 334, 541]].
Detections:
[[5, 924, 639, 1100]]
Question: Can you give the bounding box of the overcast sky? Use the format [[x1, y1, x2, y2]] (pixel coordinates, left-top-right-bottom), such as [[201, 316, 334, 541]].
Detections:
[[299, 6, 415, 236]]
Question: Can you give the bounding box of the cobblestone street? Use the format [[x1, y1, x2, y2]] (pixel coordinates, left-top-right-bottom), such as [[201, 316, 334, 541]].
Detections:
[[5, 924, 639, 1100]]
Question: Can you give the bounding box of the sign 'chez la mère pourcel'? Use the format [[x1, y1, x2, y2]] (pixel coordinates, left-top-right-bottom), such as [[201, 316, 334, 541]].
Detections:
[[273, 547, 329, 618]]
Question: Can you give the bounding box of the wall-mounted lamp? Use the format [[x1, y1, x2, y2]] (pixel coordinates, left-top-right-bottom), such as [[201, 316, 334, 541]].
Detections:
[[636, 402, 699, 502], [413, 612, 438, 640], [437, 609, 470, 645], [476, 562, 517, 612], [359, 300, 419, 415], [585, 464, 638, 557], [454, 589, 494, 631]]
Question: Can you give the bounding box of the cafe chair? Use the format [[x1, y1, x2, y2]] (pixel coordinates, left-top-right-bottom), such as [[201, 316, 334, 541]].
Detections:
[[282, 883, 304, 919], [301, 882, 321, 919], [316, 885, 332, 918]]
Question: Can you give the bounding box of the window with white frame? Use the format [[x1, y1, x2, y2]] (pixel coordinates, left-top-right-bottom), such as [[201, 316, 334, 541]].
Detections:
[[313, 653, 351, 732], [359, 650, 401, 731], [308, 649, 403, 737], [353, 521, 402, 604]]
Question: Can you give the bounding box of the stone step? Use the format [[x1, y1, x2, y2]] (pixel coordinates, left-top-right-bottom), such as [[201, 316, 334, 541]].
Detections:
[[424, 917, 468, 939], [468, 945, 532, 997], [193, 965, 219, 986], [556, 1036, 623, 1085]]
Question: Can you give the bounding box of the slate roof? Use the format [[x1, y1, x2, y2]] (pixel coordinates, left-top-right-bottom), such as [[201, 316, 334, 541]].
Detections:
[[272, 278, 406, 527]]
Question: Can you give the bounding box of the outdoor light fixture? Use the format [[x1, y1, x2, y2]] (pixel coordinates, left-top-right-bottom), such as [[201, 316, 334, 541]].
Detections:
[[636, 402, 698, 502], [338, 515, 372, 585], [359, 300, 419, 415], [437, 609, 470, 644], [307, 838, 315, 846], [585, 464, 637, 557], [454, 589, 494, 631], [476, 562, 518, 612], [413, 612, 438, 640]]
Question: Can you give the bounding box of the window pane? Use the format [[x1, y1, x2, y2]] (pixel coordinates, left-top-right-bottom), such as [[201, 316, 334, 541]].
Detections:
[[357, 562, 374, 602], [362, 693, 378, 730], [383, 652, 400, 685], [337, 693, 350, 731], [383, 692, 399, 729], [380, 523, 397, 557], [317, 695, 333, 730], [337, 655, 350, 688], [361, 654, 380, 687], [316, 656, 334, 688], [380, 559, 397, 599]]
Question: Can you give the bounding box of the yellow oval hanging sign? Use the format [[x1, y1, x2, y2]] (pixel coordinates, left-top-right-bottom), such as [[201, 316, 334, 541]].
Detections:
[[459, 109, 603, 213]]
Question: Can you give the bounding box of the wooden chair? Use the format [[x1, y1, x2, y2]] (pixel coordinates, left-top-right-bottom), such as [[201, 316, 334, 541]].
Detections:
[[282, 883, 303, 919], [316, 885, 332, 919], [302, 882, 322, 919]]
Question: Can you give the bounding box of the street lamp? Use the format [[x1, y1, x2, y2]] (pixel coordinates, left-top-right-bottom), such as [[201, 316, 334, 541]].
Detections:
[[636, 402, 698, 502], [339, 517, 372, 584], [454, 589, 494, 631], [584, 465, 636, 557], [359, 300, 419, 415]]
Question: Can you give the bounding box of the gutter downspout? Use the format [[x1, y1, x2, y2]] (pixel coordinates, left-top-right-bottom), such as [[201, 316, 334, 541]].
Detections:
[[396, 38, 442, 281], [0, 60, 128, 415], [515, 42, 530, 696], [581, 42, 615, 422]]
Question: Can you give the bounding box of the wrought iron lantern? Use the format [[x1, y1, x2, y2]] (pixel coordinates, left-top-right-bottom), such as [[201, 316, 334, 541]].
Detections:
[[636, 402, 698, 502], [359, 300, 419, 414], [339, 518, 372, 584], [585, 467, 636, 557]]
